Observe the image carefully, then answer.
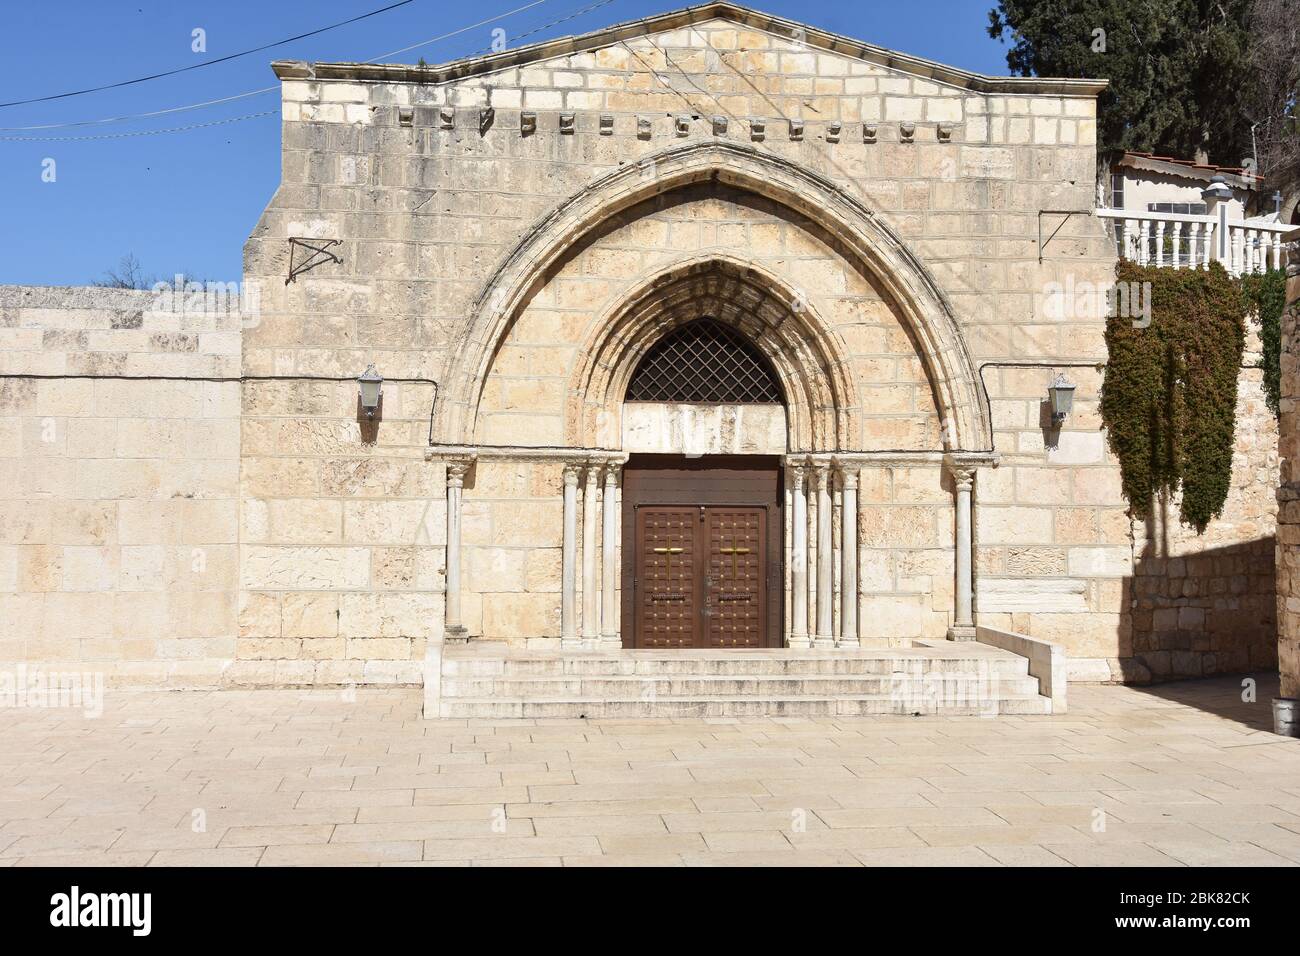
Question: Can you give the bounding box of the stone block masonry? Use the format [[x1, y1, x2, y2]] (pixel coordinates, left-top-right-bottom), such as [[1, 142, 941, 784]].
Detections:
[[0, 3, 1282, 688], [0, 286, 241, 687]]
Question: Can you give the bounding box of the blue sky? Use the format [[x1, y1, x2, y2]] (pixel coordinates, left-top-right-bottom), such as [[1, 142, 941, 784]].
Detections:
[[0, 1, 1010, 286]]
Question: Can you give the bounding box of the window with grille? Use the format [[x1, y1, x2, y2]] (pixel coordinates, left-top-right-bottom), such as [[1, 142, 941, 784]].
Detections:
[[625, 319, 783, 404]]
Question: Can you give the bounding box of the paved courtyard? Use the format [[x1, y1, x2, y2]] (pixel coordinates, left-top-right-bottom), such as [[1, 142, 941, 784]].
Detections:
[[1, 674, 1298, 866]]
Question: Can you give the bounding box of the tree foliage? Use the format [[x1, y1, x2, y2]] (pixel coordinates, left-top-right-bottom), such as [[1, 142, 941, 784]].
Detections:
[[1244, 0, 1300, 221], [987, 0, 1293, 184], [1100, 261, 1245, 532], [93, 254, 207, 290]]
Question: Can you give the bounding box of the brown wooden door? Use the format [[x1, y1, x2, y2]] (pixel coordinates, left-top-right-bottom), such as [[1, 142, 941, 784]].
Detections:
[[635, 507, 700, 648], [633, 505, 767, 649], [703, 507, 766, 648]]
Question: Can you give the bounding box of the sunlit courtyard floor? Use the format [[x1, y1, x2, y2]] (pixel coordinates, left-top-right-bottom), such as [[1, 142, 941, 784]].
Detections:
[[0, 674, 1297, 866]]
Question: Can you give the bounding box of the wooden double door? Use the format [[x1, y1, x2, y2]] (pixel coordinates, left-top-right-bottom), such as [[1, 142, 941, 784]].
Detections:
[[622, 456, 782, 649]]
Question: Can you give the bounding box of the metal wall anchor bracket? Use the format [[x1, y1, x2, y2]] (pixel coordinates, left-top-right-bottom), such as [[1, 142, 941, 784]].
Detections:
[[286, 237, 343, 285]]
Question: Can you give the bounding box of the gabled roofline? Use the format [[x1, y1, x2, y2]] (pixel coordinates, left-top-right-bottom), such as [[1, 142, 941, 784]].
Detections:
[[272, 1, 1108, 97]]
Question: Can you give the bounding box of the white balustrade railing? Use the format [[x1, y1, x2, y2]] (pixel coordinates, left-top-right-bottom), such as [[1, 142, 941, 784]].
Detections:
[[1095, 208, 1289, 276]]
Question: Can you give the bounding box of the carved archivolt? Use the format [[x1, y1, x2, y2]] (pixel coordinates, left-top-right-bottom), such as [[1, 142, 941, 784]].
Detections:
[[566, 255, 854, 451], [441, 140, 989, 452]]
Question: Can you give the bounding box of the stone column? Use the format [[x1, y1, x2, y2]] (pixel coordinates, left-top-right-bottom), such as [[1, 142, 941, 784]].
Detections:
[[839, 463, 859, 648], [561, 463, 580, 649], [582, 462, 599, 645], [601, 462, 621, 648], [948, 461, 977, 641], [814, 463, 834, 648], [444, 460, 469, 643], [788, 463, 809, 648]]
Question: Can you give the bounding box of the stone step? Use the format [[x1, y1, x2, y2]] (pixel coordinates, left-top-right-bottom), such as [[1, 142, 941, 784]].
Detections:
[[440, 695, 1053, 719], [442, 656, 1030, 678], [441, 674, 1043, 698]]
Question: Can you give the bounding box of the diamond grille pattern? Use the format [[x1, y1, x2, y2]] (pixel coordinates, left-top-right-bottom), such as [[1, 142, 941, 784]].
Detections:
[[625, 319, 783, 404]]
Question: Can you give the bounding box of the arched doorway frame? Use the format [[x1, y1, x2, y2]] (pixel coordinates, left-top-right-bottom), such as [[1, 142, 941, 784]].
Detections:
[[436, 139, 991, 453]]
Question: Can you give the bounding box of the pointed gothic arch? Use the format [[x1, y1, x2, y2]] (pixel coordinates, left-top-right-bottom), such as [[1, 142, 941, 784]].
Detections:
[[437, 139, 990, 452], [566, 254, 852, 451]]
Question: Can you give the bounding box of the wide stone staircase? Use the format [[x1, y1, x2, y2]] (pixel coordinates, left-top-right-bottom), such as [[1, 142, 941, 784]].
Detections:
[[435, 642, 1053, 718]]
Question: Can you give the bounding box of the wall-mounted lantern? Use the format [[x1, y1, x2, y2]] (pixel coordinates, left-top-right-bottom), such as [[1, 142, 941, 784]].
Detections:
[[358, 364, 383, 419], [1048, 373, 1075, 424]]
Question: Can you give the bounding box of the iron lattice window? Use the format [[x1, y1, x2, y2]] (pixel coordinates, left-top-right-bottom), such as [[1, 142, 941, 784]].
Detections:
[[625, 319, 783, 404]]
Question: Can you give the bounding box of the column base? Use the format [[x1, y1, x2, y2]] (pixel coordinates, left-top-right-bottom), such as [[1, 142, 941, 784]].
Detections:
[[947, 625, 977, 642], [812, 635, 835, 650], [444, 625, 470, 644], [561, 637, 586, 652], [836, 638, 860, 649], [599, 634, 622, 650], [786, 634, 811, 649]]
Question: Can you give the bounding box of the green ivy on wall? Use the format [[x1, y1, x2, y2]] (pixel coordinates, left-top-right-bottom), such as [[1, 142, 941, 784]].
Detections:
[[1242, 268, 1287, 417], [1101, 261, 1245, 533]]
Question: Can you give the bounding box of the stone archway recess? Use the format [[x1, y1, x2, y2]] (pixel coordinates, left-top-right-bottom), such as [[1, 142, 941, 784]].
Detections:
[[567, 254, 851, 452], [437, 140, 991, 453]]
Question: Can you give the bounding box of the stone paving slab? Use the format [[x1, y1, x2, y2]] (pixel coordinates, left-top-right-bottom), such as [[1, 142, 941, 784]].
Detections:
[[0, 675, 1297, 866]]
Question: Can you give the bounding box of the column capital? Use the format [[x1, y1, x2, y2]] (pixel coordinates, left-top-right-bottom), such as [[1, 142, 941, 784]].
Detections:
[[812, 461, 831, 490], [562, 462, 582, 485], [602, 460, 621, 484], [445, 459, 472, 487], [945, 455, 978, 490]]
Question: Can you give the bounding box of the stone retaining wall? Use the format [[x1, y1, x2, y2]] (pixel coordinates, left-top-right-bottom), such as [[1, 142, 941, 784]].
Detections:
[[0, 285, 241, 686]]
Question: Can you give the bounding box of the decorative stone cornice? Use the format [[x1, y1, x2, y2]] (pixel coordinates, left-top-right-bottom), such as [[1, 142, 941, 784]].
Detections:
[[783, 450, 997, 469], [426, 445, 627, 463], [271, 2, 1108, 98]]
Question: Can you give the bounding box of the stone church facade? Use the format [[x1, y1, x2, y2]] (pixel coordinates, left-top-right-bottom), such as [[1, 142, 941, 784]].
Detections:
[[0, 4, 1279, 698]]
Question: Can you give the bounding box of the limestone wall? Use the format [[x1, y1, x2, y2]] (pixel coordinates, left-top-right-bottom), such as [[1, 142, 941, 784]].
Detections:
[[1123, 327, 1278, 681], [244, 13, 1121, 662], [234, 376, 442, 686], [0, 286, 241, 686], [975, 331, 1278, 682], [3, 10, 1280, 684]]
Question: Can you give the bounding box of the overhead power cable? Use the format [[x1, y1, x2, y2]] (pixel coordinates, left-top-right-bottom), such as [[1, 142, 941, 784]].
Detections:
[[0, 88, 281, 133], [0, 0, 422, 108], [0, 111, 278, 142], [0, 0, 561, 133]]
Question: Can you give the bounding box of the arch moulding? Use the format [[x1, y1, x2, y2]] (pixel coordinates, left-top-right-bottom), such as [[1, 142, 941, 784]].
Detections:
[[437, 139, 991, 452], [566, 254, 854, 452]]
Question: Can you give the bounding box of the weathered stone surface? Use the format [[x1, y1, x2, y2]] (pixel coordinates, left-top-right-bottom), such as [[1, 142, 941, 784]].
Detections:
[[0, 8, 1279, 688]]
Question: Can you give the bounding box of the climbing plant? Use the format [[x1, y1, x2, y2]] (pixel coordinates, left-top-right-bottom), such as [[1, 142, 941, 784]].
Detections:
[[1100, 261, 1245, 533], [1242, 268, 1287, 417]]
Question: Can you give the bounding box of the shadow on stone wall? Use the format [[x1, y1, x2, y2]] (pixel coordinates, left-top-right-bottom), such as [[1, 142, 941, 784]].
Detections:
[[1121, 534, 1277, 683]]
